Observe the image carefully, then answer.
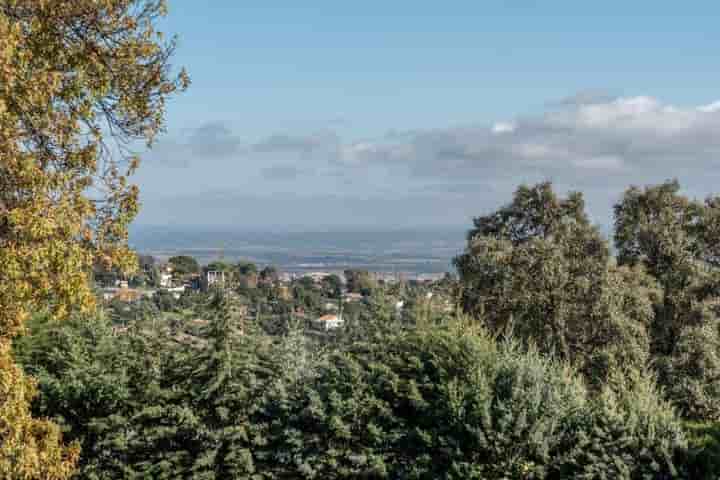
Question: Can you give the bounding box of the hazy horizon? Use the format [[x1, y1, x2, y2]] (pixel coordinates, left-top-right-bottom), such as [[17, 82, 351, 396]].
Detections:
[[129, 225, 468, 274]]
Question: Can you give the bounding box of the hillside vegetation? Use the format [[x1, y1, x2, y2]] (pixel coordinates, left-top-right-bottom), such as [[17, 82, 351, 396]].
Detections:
[[1, 1, 719, 478]]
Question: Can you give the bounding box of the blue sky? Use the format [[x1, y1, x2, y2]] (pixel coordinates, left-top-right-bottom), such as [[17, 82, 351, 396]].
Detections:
[[135, 1, 720, 229]]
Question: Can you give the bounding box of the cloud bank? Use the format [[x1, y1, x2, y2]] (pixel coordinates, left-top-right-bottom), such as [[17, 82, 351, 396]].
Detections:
[[138, 94, 720, 229], [251, 95, 720, 185]]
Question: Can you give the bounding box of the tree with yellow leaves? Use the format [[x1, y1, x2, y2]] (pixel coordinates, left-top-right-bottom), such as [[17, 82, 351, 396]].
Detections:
[[0, 1, 187, 477]]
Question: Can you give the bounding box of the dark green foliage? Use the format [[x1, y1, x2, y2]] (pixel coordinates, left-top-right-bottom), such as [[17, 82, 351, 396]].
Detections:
[[139, 292, 273, 479], [168, 255, 200, 276], [177, 290, 209, 310], [15, 313, 169, 477], [107, 297, 159, 325], [258, 329, 686, 479], [321, 274, 343, 298], [344, 269, 376, 295], [684, 422, 720, 480], [562, 370, 687, 479], [259, 266, 280, 286], [17, 307, 695, 479], [236, 261, 258, 275], [614, 180, 720, 421], [293, 279, 323, 314], [456, 180, 720, 421], [18, 179, 720, 476], [455, 182, 659, 386], [154, 289, 178, 312], [206, 261, 232, 272], [335, 287, 401, 346]]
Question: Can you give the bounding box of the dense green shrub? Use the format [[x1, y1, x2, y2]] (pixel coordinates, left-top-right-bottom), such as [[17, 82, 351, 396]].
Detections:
[[258, 329, 686, 479], [684, 422, 720, 480], [662, 321, 720, 422], [15, 307, 692, 479]]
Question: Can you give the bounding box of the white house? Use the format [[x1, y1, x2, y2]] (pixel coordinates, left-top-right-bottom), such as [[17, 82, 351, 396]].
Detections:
[[312, 314, 344, 331], [343, 292, 363, 303], [304, 271, 331, 283], [159, 272, 173, 288], [164, 286, 187, 299], [201, 270, 227, 290]]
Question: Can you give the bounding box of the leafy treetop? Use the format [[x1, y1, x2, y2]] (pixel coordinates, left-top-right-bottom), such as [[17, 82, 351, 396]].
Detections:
[[0, 1, 187, 477]]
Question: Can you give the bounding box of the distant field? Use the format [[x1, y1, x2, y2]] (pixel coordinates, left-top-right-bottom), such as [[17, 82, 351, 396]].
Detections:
[[129, 227, 466, 275]]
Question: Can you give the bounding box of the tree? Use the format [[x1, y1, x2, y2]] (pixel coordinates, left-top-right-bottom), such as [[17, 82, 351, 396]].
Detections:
[[0, 1, 187, 477], [236, 261, 258, 275], [293, 279, 322, 313], [14, 313, 143, 478], [168, 255, 200, 276], [321, 274, 343, 298], [615, 180, 720, 420], [258, 265, 280, 288], [138, 254, 156, 272], [344, 269, 376, 295], [207, 261, 232, 272], [455, 182, 658, 385], [462, 181, 591, 245], [259, 265, 279, 286], [154, 289, 178, 312], [257, 328, 686, 479]]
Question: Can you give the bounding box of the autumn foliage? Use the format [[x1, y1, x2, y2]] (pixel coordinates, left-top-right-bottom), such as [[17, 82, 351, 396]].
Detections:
[[0, 1, 186, 477]]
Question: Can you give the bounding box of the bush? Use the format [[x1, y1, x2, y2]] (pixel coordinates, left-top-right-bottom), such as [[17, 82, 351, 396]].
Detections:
[[663, 320, 720, 422], [17, 311, 691, 479], [563, 370, 687, 479], [258, 328, 687, 479], [684, 422, 720, 480]]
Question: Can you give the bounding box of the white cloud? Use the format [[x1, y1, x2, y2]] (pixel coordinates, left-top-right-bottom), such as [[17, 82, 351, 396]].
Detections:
[[158, 95, 720, 187], [492, 122, 516, 134], [698, 101, 720, 113], [319, 95, 720, 181], [571, 155, 625, 170], [145, 95, 720, 228]]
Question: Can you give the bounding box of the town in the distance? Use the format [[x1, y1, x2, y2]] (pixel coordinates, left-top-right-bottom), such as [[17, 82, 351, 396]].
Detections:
[[96, 252, 456, 336]]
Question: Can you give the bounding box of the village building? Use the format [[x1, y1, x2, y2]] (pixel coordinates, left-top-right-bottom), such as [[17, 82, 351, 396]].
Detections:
[[186, 273, 202, 291], [303, 271, 331, 283], [159, 271, 173, 288], [201, 269, 227, 291], [164, 286, 187, 299], [343, 292, 364, 303], [312, 313, 344, 331], [112, 288, 144, 303]]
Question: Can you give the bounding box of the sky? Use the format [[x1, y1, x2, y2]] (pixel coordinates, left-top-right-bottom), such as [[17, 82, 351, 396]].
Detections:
[[134, 1, 720, 231]]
